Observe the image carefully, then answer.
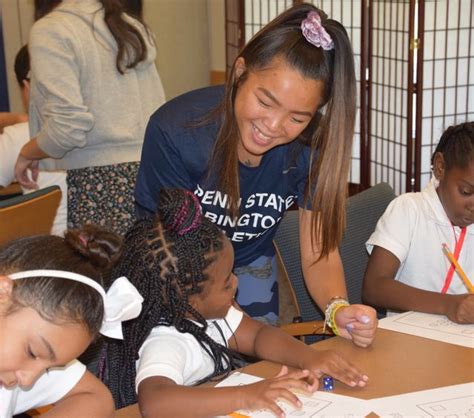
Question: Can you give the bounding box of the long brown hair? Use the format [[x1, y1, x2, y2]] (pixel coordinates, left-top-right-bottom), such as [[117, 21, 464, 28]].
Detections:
[[34, 0, 150, 74], [208, 2, 356, 258]]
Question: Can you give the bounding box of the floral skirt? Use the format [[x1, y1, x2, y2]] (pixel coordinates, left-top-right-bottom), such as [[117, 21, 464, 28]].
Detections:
[[67, 162, 139, 236]]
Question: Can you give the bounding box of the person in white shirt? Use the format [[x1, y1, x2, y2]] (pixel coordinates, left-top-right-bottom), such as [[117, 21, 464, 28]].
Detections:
[[363, 122, 474, 323], [0, 45, 67, 236], [0, 224, 142, 418], [106, 188, 373, 415]]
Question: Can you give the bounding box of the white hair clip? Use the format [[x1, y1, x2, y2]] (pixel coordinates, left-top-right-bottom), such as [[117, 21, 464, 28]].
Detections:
[[9, 270, 143, 340]]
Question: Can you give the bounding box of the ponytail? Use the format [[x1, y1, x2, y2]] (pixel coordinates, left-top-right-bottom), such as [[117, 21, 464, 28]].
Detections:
[[307, 18, 356, 256]]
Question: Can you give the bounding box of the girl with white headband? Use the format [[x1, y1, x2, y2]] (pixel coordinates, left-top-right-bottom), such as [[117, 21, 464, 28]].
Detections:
[[135, 3, 377, 343], [0, 225, 142, 418]]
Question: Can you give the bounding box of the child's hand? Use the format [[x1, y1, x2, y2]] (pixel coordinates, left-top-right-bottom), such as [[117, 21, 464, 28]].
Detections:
[[448, 294, 474, 324], [238, 366, 315, 417], [304, 349, 369, 388], [334, 304, 378, 347]]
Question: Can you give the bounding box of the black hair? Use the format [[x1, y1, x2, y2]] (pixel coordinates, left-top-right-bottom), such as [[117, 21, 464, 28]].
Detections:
[[0, 225, 122, 337], [431, 122, 474, 170], [34, 0, 151, 74], [14, 44, 30, 87], [105, 189, 235, 408]]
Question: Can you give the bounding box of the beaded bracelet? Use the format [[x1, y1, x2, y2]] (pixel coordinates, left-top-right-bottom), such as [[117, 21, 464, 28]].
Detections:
[[323, 296, 349, 335]]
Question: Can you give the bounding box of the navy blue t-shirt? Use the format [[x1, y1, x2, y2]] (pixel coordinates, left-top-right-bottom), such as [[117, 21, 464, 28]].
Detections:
[[135, 85, 313, 268]]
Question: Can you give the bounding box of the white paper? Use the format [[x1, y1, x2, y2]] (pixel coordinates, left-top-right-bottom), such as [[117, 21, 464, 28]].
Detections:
[[215, 372, 372, 417], [370, 382, 474, 417], [378, 311, 474, 348]]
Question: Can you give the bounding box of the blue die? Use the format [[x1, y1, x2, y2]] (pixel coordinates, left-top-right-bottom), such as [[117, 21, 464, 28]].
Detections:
[[322, 376, 334, 391]]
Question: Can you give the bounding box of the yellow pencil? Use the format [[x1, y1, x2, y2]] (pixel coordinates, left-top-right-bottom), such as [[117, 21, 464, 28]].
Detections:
[[442, 243, 474, 293], [228, 412, 251, 418]]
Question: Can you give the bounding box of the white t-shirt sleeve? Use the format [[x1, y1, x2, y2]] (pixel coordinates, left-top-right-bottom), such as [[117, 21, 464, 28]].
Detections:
[[136, 332, 190, 389], [14, 360, 86, 414], [136, 307, 243, 391], [0, 123, 29, 187], [366, 194, 417, 263]]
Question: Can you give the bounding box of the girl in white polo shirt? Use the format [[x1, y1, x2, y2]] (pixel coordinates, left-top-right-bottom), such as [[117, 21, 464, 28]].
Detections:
[[363, 122, 474, 323], [105, 188, 373, 416], [0, 225, 142, 417]]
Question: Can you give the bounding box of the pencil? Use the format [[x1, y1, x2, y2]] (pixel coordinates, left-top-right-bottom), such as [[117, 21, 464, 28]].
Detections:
[[442, 243, 474, 293], [228, 412, 251, 418]]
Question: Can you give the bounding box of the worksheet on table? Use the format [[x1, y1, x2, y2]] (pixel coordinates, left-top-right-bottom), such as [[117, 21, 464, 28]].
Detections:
[[369, 382, 474, 417], [378, 311, 474, 348], [215, 372, 372, 418]]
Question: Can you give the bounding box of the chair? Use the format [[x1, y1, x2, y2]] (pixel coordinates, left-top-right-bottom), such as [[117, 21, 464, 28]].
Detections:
[[274, 183, 396, 342], [0, 185, 61, 247]]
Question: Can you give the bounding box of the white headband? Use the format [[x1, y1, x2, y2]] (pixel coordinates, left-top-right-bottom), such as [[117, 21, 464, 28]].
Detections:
[[9, 269, 143, 340]]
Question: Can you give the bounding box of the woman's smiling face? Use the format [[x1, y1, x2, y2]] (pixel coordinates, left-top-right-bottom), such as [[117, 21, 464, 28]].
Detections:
[[234, 56, 324, 166]]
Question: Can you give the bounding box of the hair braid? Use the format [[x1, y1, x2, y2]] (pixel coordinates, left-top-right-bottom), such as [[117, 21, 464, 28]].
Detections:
[[106, 189, 236, 408]]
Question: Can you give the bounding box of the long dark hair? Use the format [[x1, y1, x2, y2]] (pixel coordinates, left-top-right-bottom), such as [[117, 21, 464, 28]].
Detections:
[[106, 189, 235, 408], [34, 0, 150, 74], [208, 2, 356, 258], [0, 225, 122, 337]]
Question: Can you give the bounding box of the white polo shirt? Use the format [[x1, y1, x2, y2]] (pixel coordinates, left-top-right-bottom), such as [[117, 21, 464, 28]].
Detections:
[[366, 177, 474, 296], [0, 360, 85, 418], [136, 306, 243, 390]]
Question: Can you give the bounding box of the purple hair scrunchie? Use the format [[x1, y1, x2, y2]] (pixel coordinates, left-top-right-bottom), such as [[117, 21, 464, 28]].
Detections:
[[301, 11, 334, 51]]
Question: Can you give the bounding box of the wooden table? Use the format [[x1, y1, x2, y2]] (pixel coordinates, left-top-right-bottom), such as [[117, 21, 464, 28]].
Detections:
[[115, 328, 473, 417]]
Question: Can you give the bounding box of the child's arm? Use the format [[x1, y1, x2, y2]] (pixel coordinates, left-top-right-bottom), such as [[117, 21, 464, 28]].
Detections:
[[363, 245, 474, 323], [42, 371, 114, 418], [230, 313, 368, 388], [0, 112, 28, 132], [138, 368, 311, 418]]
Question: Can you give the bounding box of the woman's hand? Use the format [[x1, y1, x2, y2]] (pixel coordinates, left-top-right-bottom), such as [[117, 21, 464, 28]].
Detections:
[[14, 138, 49, 189], [239, 366, 315, 417], [302, 349, 368, 388], [15, 153, 40, 189], [334, 304, 378, 348]]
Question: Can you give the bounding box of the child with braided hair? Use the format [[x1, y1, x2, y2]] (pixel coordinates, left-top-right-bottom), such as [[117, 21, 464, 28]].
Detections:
[[106, 188, 369, 416]]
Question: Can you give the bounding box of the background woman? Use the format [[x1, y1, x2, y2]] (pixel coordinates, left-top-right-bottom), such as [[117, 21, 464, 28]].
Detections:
[[15, 0, 165, 235]]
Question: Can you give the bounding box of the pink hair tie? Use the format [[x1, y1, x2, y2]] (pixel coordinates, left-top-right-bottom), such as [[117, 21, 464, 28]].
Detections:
[[301, 11, 334, 51], [79, 234, 88, 247], [177, 192, 202, 235]]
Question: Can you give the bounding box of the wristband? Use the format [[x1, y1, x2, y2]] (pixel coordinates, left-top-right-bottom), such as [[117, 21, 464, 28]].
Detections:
[[323, 296, 349, 335]]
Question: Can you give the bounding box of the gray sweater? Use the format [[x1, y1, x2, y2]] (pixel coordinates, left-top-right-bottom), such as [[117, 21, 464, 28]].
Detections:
[[29, 0, 165, 170]]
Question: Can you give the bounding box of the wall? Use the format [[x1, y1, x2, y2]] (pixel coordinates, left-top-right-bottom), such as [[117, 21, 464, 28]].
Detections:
[[144, 0, 211, 99], [207, 0, 226, 84]]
